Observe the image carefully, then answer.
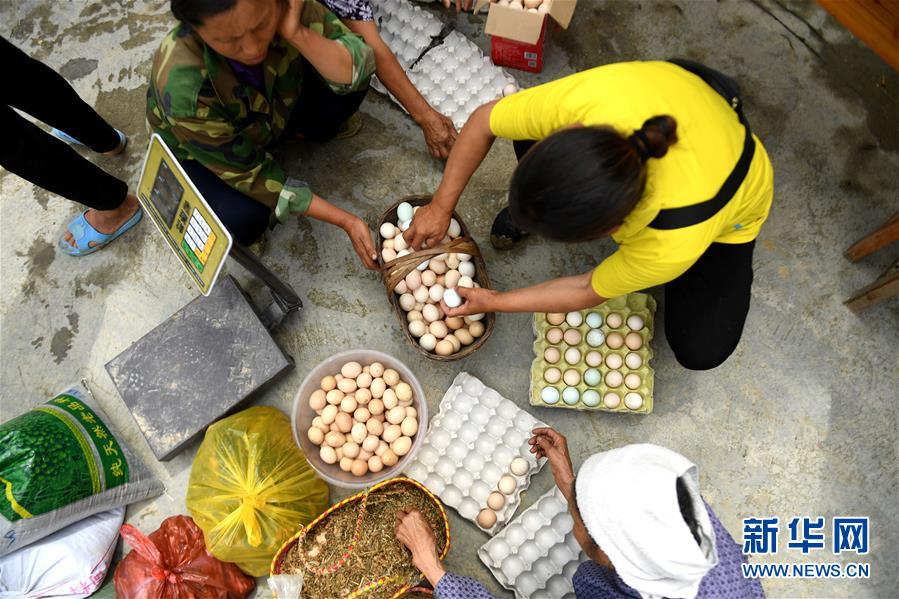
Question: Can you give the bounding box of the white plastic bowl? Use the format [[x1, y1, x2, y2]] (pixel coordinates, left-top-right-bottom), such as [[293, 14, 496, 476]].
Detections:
[[291, 349, 428, 489]]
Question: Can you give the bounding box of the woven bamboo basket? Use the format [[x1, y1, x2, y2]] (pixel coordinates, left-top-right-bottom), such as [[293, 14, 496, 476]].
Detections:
[[271, 477, 450, 599], [377, 195, 495, 361]]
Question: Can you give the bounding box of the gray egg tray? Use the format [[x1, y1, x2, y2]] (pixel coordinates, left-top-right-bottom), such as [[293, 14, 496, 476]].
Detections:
[[478, 486, 587, 599], [402, 372, 548, 534], [371, 0, 518, 130]]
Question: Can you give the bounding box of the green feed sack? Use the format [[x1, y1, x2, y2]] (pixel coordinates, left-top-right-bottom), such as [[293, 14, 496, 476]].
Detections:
[[0, 385, 164, 556]]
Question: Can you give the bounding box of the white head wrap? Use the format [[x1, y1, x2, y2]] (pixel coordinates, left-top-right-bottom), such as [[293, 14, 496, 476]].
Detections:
[[574, 444, 718, 599]]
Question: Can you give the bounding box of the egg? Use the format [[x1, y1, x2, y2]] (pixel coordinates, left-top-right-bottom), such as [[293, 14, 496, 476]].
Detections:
[[350, 459, 368, 476], [382, 449, 399, 467], [405, 270, 422, 290], [503, 83, 519, 96], [564, 347, 581, 365], [307, 427, 324, 445], [545, 327, 563, 344], [455, 328, 475, 345], [309, 390, 327, 411], [468, 321, 485, 338], [435, 340, 455, 355], [585, 350, 603, 367], [562, 387, 580, 405], [606, 312, 623, 328], [605, 370, 623, 388], [544, 347, 561, 364], [477, 508, 497, 529], [419, 333, 437, 351], [398, 293, 416, 311], [624, 392, 644, 410], [397, 202, 414, 222], [625, 331, 644, 350], [546, 312, 565, 325], [565, 311, 583, 327], [487, 491, 506, 510], [366, 419, 383, 436], [582, 389, 601, 406], [585, 311, 603, 328], [413, 285, 430, 304], [543, 367, 561, 384], [321, 404, 338, 424], [626, 314, 645, 331], [583, 368, 601, 386], [586, 329, 605, 347], [510, 457, 529, 476], [606, 332, 624, 349], [443, 288, 462, 308], [429, 320, 448, 339], [498, 475, 517, 495], [458, 261, 476, 278], [392, 436, 413, 456], [382, 389, 398, 409], [443, 270, 461, 289], [321, 376, 337, 391], [457, 275, 474, 288], [408, 320, 427, 337], [422, 304, 440, 322], [393, 234, 408, 252], [386, 406, 406, 425], [379, 222, 396, 239], [421, 270, 437, 287], [320, 446, 337, 464], [335, 412, 353, 433], [624, 373, 642, 389], [605, 353, 623, 369], [337, 378, 357, 394], [394, 280, 408, 294], [563, 369, 580, 386], [563, 328, 582, 345], [625, 352, 644, 369], [540, 386, 560, 404], [416, 259, 430, 271], [400, 417, 418, 437], [430, 259, 447, 275]]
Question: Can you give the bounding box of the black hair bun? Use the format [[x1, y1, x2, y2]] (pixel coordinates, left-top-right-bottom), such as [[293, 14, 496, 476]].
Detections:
[[639, 115, 678, 159]]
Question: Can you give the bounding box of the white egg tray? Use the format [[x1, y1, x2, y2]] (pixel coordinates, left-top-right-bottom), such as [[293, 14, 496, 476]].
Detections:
[[371, 0, 518, 130], [478, 487, 587, 599], [402, 372, 548, 534]]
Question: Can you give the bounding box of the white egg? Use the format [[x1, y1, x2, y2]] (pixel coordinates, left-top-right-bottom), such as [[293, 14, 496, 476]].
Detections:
[[419, 333, 437, 351], [422, 304, 440, 322], [399, 293, 416, 311], [416, 259, 430, 271], [627, 314, 645, 331], [625, 392, 644, 410], [448, 218, 462, 238], [564, 347, 581, 365], [379, 222, 397, 239], [625, 352, 644, 369], [413, 285, 430, 304], [586, 329, 605, 347], [428, 284, 445, 303], [458, 261, 476, 278], [443, 288, 462, 308], [511, 457, 529, 476], [605, 370, 623, 388], [498, 474, 517, 495], [503, 83, 518, 96], [565, 311, 583, 327], [397, 202, 414, 222], [605, 353, 624, 369]]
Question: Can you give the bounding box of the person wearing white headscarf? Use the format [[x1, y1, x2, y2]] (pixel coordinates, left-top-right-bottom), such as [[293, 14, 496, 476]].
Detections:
[[396, 428, 764, 599]]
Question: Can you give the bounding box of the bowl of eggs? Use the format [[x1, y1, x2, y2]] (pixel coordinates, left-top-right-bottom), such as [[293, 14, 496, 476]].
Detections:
[[292, 349, 428, 489], [377, 195, 495, 361]]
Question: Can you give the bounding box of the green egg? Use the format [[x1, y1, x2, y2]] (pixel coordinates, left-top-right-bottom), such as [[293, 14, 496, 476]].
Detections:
[[582, 390, 601, 407], [584, 368, 602, 387], [562, 387, 580, 405], [586, 312, 603, 328], [541, 386, 560, 404]]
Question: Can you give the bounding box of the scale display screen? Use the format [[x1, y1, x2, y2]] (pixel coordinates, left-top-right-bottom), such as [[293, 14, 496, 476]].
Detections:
[[137, 134, 232, 295]]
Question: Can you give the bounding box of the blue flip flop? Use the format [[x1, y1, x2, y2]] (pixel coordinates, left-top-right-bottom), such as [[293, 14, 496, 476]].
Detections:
[[59, 207, 143, 256], [51, 127, 127, 153]]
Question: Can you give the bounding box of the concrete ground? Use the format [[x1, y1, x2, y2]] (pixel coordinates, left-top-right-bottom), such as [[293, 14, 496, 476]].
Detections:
[[1, 0, 897, 597]]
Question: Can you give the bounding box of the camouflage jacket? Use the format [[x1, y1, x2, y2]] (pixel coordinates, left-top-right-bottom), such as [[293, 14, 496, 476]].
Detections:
[[146, 0, 374, 218]]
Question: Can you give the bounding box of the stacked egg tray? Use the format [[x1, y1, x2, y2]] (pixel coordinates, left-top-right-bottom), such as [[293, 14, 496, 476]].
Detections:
[[529, 293, 657, 414], [402, 372, 548, 534], [478, 487, 587, 599], [372, 0, 518, 130]]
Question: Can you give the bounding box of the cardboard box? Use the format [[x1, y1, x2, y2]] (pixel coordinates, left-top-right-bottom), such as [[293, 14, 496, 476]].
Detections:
[[474, 0, 577, 73]]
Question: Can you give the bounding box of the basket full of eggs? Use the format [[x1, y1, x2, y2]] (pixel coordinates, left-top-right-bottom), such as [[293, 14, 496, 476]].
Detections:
[[377, 195, 495, 361]]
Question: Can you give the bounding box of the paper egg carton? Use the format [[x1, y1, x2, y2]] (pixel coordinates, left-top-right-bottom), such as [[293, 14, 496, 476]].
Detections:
[[402, 372, 548, 534], [478, 487, 587, 599], [373, 0, 443, 67], [529, 293, 657, 414], [371, 0, 518, 130]]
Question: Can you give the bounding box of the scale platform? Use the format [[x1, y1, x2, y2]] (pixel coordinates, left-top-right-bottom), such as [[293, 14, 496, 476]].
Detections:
[[105, 275, 293, 460]]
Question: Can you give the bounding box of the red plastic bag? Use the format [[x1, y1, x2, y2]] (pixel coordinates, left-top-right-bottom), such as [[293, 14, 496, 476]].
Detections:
[[114, 515, 255, 599]]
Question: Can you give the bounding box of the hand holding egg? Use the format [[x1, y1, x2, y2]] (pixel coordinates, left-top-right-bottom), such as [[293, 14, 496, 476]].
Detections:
[[403, 201, 452, 250], [441, 285, 494, 317]]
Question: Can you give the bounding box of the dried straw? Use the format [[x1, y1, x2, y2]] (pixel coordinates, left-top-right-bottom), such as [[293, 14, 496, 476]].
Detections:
[[282, 484, 448, 599]]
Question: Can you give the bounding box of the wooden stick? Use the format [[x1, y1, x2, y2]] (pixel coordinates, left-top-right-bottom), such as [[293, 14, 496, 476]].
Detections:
[[845, 211, 899, 262], [844, 260, 899, 312]]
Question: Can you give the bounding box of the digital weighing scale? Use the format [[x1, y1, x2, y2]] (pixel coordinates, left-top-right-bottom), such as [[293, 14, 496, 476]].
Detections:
[[105, 135, 302, 460]]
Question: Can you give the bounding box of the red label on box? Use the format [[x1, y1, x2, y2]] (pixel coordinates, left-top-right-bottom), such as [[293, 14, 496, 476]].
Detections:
[[490, 18, 552, 74]]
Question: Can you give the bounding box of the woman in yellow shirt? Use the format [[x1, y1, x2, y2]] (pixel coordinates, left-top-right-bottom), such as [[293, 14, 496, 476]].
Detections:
[[405, 61, 774, 370]]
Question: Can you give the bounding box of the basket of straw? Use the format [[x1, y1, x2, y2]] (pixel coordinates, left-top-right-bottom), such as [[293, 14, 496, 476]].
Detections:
[[271, 477, 450, 599], [376, 195, 495, 361]]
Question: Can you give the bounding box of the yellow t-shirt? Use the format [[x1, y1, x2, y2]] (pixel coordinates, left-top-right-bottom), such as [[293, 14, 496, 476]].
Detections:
[[489, 61, 775, 299]]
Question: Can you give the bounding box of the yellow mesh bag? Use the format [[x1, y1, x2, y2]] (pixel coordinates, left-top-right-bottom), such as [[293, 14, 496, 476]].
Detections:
[[186, 406, 329, 576]]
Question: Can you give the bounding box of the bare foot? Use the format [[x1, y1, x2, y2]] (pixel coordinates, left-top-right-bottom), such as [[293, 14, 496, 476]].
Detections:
[[62, 193, 140, 250]]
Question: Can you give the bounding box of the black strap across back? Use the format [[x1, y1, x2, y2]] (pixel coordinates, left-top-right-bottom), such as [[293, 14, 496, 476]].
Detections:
[[647, 59, 756, 231]]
